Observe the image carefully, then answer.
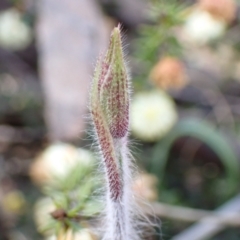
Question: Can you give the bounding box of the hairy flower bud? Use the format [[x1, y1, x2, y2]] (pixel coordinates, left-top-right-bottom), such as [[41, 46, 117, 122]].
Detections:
[[90, 25, 129, 203], [90, 25, 138, 240], [98, 25, 129, 139], [90, 57, 122, 201]]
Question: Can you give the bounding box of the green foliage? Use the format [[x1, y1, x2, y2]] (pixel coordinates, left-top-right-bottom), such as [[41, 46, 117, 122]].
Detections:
[[39, 163, 102, 237], [133, 0, 185, 89], [151, 119, 240, 202]]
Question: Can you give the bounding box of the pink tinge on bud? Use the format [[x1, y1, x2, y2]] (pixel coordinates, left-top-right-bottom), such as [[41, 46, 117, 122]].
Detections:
[[92, 109, 123, 201], [90, 25, 137, 240], [108, 80, 129, 138], [90, 25, 129, 201], [100, 26, 129, 139]]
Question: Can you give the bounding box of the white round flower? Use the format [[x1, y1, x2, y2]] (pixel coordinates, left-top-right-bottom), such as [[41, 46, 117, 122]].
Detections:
[[34, 197, 56, 236], [72, 230, 96, 240], [0, 8, 32, 50], [34, 198, 96, 239], [130, 90, 177, 142], [46, 229, 96, 240], [183, 9, 226, 45], [30, 143, 95, 186]]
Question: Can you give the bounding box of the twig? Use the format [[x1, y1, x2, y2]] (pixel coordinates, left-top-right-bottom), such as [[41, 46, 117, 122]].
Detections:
[[170, 193, 240, 240], [143, 201, 240, 227]]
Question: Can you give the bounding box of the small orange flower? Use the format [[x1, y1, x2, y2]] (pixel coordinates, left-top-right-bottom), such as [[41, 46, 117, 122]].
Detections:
[[150, 57, 187, 90], [198, 0, 236, 23], [132, 173, 158, 201]]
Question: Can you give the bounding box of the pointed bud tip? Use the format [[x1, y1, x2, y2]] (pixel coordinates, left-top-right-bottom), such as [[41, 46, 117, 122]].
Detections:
[[91, 23, 129, 139], [111, 24, 122, 39]]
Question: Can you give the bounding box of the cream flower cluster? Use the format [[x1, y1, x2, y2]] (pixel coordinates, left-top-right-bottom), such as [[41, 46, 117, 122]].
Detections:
[[131, 90, 177, 142], [46, 230, 95, 240], [30, 143, 95, 186], [183, 9, 226, 45], [34, 197, 96, 240], [0, 8, 32, 50]]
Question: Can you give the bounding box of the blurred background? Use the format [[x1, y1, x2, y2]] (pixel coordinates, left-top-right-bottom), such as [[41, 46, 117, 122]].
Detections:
[[0, 0, 240, 239]]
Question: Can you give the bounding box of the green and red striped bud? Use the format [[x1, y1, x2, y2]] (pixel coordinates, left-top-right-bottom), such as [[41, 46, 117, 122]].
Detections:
[[90, 25, 129, 202], [91, 25, 129, 140]]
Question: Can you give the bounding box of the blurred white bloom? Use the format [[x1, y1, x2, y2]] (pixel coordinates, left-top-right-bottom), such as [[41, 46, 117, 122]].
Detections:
[[130, 90, 177, 142], [46, 229, 96, 240], [70, 230, 96, 240], [34, 196, 98, 238], [30, 143, 95, 186], [183, 9, 226, 45], [34, 197, 56, 236], [0, 8, 32, 50]]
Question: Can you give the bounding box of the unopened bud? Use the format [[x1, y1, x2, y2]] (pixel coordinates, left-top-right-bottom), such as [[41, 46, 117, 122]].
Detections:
[[90, 25, 130, 201], [94, 25, 129, 139]]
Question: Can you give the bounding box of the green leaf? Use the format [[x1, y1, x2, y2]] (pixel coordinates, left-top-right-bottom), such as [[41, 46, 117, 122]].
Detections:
[[151, 118, 240, 197]]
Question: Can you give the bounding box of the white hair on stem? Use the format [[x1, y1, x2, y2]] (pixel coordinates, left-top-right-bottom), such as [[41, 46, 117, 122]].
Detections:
[[89, 24, 152, 240]]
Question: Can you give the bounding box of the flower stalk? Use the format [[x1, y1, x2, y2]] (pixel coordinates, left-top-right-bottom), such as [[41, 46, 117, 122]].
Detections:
[[90, 25, 137, 240]]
